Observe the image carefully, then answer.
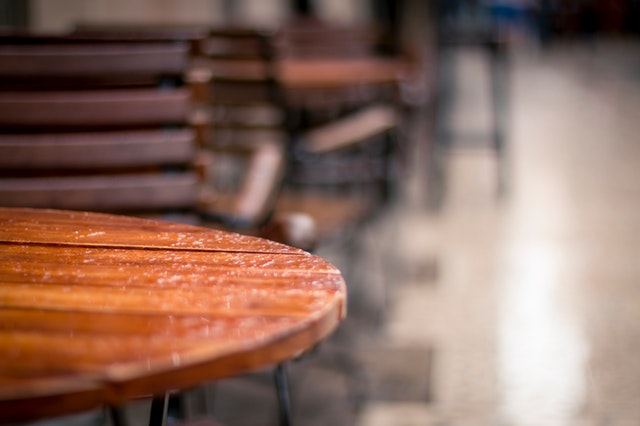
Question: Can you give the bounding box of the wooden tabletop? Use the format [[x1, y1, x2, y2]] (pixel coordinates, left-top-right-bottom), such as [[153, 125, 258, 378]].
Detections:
[[0, 207, 346, 423]]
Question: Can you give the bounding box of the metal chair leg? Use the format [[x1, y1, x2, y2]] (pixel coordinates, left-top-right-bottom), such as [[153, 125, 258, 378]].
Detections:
[[428, 45, 455, 210]]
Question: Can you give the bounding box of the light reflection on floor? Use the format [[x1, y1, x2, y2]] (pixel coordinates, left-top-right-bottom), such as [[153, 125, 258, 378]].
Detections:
[[359, 37, 640, 426], [498, 243, 587, 426]]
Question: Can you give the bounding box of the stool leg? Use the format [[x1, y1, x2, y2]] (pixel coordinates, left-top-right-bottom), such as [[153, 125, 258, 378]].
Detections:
[[148, 393, 169, 426], [428, 44, 455, 210], [274, 363, 292, 426]]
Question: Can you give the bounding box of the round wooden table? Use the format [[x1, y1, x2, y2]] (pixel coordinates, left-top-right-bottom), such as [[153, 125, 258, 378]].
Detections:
[[0, 207, 346, 424]]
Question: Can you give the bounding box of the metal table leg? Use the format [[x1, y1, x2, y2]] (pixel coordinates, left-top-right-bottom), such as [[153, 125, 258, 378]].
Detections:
[[274, 363, 292, 426], [148, 393, 169, 426]]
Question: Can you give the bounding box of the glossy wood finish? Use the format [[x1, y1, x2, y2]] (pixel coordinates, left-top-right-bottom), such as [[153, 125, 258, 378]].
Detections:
[[0, 207, 346, 424]]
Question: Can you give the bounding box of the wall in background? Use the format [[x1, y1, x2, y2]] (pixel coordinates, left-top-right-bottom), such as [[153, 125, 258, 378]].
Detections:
[[30, 0, 224, 31], [29, 0, 368, 32]]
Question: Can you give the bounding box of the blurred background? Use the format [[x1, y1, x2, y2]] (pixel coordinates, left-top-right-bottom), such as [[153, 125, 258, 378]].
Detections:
[[3, 0, 640, 425]]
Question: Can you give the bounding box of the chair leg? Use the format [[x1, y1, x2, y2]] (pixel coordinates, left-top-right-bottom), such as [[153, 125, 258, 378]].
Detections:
[[490, 42, 509, 196], [428, 45, 455, 210], [274, 363, 292, 426]]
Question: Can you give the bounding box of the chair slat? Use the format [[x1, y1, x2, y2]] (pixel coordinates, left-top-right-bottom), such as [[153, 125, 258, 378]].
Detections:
[[0, 35, 198, 215], [0, 89, 189, 129], [0, 42, 189, 77], [0, 173, 199, 211], [0, 129, 195, 169]]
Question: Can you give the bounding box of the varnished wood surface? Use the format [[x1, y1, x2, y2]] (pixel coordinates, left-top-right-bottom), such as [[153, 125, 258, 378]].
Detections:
[[0, 208, 346, 423]]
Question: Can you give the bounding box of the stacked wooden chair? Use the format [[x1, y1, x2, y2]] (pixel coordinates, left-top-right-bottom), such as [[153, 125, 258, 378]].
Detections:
[[163, 23, 400, 245], [68, 25, 311, 247], [273, 20, 403, 243], [71, 21, 406, 244], [185, 27, 290, 230], [0, 31, 309, 242]]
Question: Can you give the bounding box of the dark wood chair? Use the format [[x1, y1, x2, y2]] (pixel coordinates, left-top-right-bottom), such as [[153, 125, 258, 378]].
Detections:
[[65, 23, 404, 243], [185, 27, 291, 230], [65, 25, 295, 236], [0, 33, 300, 241], [272, 20, 403, 242], [0, 36, 200, 220]]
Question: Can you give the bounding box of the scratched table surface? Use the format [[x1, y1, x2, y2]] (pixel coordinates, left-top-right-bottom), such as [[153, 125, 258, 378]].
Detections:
[[0, 207, 346, 423]]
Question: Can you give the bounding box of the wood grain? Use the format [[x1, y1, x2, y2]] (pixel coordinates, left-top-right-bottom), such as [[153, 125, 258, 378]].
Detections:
[[0, 207, 346, 423]]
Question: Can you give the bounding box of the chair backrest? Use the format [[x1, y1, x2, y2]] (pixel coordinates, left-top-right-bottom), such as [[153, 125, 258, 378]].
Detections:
[[0, 35, 199, 216], [190, 27, 285, 141], [68, 25, 290, 228], [275, 20, 382, 59], [46, 25, 290, 231], [184, 27, 288, 227], [273, 20, 398, 118]]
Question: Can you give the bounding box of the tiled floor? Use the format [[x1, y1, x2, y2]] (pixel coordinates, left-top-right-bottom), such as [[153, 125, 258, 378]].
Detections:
[[352, 37, 640, 426], [25, 36, 640, 426]]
